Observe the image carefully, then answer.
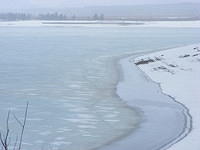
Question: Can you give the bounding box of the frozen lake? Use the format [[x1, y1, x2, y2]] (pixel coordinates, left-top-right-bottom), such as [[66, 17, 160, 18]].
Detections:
[[0, 25, 200, 150]]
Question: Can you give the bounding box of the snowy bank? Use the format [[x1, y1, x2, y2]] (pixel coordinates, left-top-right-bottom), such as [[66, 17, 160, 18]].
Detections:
[[100, 52, 189, 150], [135, 44, 200, 150], [0, 20, 200, 28]]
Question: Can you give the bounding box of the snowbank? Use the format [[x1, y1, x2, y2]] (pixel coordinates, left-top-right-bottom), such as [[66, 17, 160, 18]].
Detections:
[[135, 44, 200, 150], [0, 20, 200, 28]]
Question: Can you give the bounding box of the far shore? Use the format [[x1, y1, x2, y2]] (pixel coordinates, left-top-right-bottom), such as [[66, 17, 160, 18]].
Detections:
[[0, 20, 200, 28]]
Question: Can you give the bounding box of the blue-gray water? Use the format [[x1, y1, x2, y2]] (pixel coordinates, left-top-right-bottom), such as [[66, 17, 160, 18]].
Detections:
[[0, 25, 200, 150]]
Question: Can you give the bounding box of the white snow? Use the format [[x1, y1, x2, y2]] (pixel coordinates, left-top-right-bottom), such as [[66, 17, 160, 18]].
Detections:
[[135, 44, 200, 150], [141, 21, 200, 28], [0, 20, 200, 28]]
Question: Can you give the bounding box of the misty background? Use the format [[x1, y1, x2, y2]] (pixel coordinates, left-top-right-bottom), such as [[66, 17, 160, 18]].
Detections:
[[0, 0, 200, 20], [0, 0, 199, 9]]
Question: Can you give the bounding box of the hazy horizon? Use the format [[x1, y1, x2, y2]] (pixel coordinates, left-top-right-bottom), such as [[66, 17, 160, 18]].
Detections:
[[0, 0, 200, 10]]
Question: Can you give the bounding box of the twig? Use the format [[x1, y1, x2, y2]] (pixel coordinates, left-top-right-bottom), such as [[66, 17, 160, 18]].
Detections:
[[0, 102, 29, 150], [0, 111, 11, 150], [18, 102, 29, 150]]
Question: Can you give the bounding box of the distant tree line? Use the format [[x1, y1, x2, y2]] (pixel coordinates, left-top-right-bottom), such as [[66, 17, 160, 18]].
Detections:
[[0, 13, 32, 21], [92, 13, 104, 20], [0, 12, 199, 21], [0, 12, 105, 21], [37, 12, 68, 20]]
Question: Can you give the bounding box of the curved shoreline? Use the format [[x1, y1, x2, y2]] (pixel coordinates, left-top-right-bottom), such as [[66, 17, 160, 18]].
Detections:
[[100, 50, 192, 150], [136, 63, 192, 150], [134, 43, 200, 150]]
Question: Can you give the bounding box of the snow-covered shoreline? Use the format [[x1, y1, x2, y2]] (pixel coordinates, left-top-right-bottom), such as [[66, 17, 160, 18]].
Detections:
[[135, 43, 200, 150], [0, 20, 200, 28], [100, 50, 191, 150]]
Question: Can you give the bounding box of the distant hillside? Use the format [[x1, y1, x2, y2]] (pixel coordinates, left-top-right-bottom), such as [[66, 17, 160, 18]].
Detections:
[[65, 3, 200, 18]]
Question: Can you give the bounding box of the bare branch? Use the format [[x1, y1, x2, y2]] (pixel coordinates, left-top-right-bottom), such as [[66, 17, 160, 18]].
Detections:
[[18, 102, 29, 150], [0, 102, 29, 150], [4, 111, 10, 149], [0, 133, 6, 148], [0, 111, 11, 150], [13, 136, 18, 150], [12, 115, 23, 128]]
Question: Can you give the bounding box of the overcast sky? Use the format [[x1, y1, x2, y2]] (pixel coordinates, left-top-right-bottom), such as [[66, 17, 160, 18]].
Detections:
[[0, 0, 199, 10]]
